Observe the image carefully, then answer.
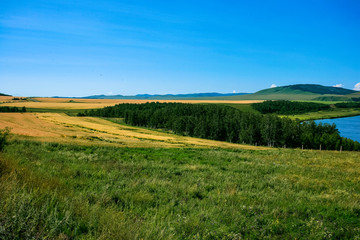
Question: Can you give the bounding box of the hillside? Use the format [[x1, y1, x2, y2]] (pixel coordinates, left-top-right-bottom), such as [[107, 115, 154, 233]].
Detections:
[[0, 93, 11, 96], [197, 84, 357, 101], [256, 84, 356, 95]]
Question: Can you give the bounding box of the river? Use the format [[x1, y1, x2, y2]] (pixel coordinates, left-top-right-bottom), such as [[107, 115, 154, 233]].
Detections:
[[315, 115, 360, 142]]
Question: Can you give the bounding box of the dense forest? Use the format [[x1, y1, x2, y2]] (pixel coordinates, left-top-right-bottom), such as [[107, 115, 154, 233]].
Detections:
[[334, 102, 360, 108], [79, 102, 360, 151], [252, 100, 330, 114], [0, 106, 27, 112]]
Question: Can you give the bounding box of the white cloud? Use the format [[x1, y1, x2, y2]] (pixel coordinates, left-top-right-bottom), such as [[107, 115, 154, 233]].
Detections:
[[354, 82, 360, 91], [233, 90, 236, 93], [270, 84, 277, 88], [333, 84, 344, 88]]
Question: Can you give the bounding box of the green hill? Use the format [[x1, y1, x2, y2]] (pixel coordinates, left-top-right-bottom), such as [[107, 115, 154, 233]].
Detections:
[[196, 84, 357, 101], [0, 93, 11, 96], [256, 84, 356, 95]]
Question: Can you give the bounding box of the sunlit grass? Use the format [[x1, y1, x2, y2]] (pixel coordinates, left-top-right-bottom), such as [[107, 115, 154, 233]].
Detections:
[[1, 140, 359, 239], [285, 108, 360, 121], [0, 113, 266, 150]]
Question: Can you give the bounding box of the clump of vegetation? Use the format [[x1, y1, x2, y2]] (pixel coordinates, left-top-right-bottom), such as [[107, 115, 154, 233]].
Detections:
[[0, 127, 10, 151], [12, 97, 28, 101], [334, 102, 360, 108], [1, 140, 359, 239], [252, 100, 330, 115], [0, 106, 27, 112], [79, 102, 360, 150]]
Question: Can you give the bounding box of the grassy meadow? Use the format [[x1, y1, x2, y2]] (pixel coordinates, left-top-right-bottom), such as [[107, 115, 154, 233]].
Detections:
[[0, 97, 360, 239], [1, 140, 360, 239]]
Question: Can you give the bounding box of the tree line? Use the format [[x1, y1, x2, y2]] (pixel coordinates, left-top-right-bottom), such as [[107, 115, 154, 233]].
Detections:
[[252, 100, 330, 115], [334, 102, 360, 108], [0, 106, 27, 112], [79, 102, 360, 151]]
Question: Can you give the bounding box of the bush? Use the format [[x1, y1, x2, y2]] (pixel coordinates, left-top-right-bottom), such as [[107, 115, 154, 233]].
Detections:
[[0, 127, 10, 151], [0, 106, 27, 112]]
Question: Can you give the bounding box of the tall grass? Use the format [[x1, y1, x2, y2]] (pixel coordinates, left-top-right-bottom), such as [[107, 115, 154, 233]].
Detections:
[[1, 140, 359, 239]]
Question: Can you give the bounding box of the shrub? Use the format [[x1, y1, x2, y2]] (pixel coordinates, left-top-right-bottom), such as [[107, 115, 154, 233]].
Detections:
[[0, 127, 10, 151]]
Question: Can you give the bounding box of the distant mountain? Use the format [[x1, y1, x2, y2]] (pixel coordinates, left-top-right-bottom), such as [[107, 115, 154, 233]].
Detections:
[[81, 92, 248, 100], [0, 93, 11, 96], [196, 84, 358, 101]]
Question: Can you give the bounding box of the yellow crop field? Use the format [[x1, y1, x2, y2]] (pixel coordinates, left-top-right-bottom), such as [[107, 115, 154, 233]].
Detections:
[[0, 96, 14, 103], [0, 112, 268, 150], [0, 97, 262, 110]]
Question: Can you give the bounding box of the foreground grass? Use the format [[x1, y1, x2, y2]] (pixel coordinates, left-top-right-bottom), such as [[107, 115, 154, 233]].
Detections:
[[1, 140, 360, 239]]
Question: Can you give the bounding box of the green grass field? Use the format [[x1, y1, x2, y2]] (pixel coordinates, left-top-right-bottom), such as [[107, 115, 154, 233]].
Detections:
[[1, 97, 360, 239], [1, 140, 359, 239], [284, 108, 360, 121]]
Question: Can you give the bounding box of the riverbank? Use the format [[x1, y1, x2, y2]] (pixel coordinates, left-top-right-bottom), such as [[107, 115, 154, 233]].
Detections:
[[315, 115, 360, 142], [284, 108, 360, 121]]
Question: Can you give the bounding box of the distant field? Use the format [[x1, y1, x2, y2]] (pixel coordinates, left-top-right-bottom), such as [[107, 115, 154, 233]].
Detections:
[[193, 93, 358, 101], [0, 112, 266, 150], [0, 96, 14, 103], [191, 93, 322, 101], [0, 97, 262, 110], [2, 96, 359, 121]]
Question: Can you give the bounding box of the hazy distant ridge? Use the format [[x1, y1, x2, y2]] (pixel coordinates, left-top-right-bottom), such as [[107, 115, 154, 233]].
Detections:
[[81, 92, 248, 100]]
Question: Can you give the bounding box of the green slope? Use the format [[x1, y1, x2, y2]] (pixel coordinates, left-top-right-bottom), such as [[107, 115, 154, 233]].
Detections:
[[196, 84, 357, 101], [256, 84, 356, 95], [0, 93, 11, 96]]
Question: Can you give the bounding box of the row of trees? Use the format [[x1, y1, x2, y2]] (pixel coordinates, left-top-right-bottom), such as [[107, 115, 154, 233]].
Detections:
[[79, 102, 360, 151], [252, 100, 330, 115], [0, 106, 27, 112]]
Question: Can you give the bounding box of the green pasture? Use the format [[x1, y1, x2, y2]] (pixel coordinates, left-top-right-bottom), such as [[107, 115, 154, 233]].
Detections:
[[1, 140, 359, 239]]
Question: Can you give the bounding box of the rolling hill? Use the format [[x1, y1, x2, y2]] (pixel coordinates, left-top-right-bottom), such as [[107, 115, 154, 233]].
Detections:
[[0, 93, 11, 96], [195, 84, 358, 101], [255, 84, 356, 95]]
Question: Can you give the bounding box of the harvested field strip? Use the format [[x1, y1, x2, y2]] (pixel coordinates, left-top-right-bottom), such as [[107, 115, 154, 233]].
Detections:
[[0, 98, 263, 110], [0, 113, 268, 150], [0, 96, 16, 103]]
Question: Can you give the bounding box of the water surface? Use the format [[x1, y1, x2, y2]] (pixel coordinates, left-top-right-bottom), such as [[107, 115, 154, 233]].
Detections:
[[315, 115, 360, 142]]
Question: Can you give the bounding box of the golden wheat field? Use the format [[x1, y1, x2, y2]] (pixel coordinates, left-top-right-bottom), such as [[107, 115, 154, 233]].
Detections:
[[0, 96, 14, 103], [0, 112, 268, 150], [0, 97, 262, 110]]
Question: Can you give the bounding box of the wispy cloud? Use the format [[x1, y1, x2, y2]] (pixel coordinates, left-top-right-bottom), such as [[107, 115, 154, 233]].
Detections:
[[354, 83, 360, 91]]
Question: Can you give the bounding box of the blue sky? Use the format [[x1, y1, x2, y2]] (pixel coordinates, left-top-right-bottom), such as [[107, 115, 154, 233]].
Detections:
[[1, 0, 359, 97]]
